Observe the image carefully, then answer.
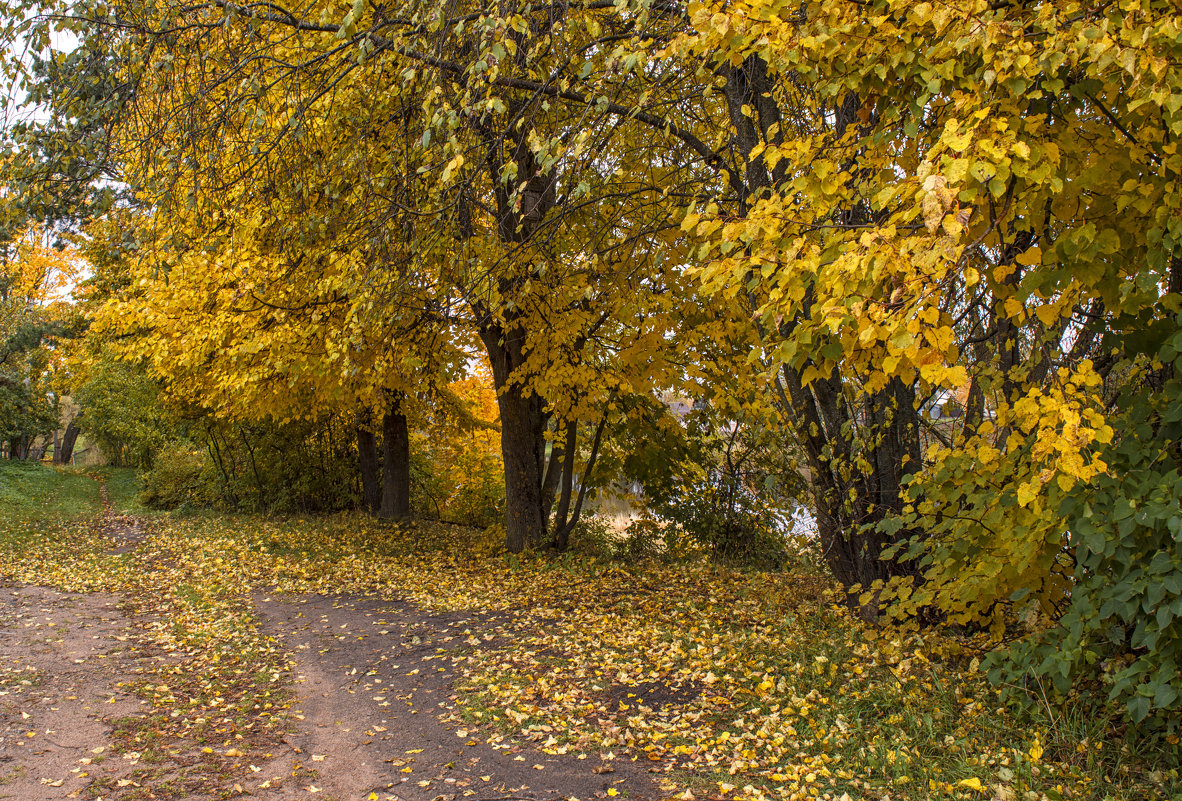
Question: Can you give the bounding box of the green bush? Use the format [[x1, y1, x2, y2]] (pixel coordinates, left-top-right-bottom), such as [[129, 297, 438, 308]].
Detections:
[[623, 403, 806, 570], [74, 356, 181, 467], [986, 327, 1182, 734], [193, 418, 361, 513], [139, 445, 207, 510]]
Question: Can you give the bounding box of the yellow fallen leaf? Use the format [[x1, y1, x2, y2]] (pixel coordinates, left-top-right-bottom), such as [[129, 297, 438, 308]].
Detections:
[[958, 777, 984, 791]]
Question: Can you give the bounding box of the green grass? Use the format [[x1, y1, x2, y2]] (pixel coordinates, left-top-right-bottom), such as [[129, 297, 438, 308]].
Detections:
[[93, 466, 148, 512], [0, 461, 102, 540]]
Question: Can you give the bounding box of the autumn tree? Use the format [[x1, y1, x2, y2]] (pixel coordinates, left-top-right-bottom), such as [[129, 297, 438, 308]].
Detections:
[[0, 226, 79, 460], [4, 0, 754, 552], [673, 0, 1182, 719]]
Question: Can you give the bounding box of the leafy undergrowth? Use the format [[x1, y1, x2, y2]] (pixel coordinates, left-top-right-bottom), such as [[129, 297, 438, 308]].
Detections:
[[1, 491, 1178, 801]]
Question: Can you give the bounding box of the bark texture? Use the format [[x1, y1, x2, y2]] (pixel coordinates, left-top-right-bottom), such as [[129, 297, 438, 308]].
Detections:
[[357, 426, 382, 513], [479, 320, 548, 553], [379, 396, 411, 520], [56, 421, 80, 464]]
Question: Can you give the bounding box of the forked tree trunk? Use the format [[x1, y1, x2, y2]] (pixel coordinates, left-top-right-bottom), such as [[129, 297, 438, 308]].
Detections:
[[379, 395, 411, 520], [720, 55, 925, 616], [357, 426, 382, 513]]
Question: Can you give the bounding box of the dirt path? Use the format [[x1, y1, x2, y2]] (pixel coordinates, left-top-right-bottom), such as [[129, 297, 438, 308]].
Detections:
[[2, 494, 660, 801], [0, 584, 156, 800], [251, 594, 657, 801]]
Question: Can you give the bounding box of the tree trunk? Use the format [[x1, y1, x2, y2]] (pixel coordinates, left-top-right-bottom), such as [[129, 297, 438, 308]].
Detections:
[[357, 425, 382, 513], [479, 320, 548, 553], [57, 421, 79, 464], [720, 54, 926, 614], [379, 395, 411, 520], [551, 421, 578, 549], [31, 438, 49, 461], [496, 383, 547, 552]]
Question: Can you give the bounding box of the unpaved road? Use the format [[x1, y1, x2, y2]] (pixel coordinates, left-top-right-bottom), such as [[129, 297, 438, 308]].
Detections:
[[0, 507, 659, 801], [0, 584, 151, 800], [251, 593, 656, 801]]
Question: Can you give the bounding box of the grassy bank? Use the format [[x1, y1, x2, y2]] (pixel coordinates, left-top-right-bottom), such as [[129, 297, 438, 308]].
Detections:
[[0, 461, 102, 546], [91, 466, 147, 512]]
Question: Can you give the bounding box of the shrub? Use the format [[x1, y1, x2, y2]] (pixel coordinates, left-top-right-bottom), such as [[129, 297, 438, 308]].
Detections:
[[623, 402, 806, 570], [410, 372, 505, 528], [985, 352, 1182, 734], [139, 444, 207, 509]]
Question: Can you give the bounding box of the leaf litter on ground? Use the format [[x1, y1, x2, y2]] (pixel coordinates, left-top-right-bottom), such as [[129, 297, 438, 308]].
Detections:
[[1, 480, 1178, 801]]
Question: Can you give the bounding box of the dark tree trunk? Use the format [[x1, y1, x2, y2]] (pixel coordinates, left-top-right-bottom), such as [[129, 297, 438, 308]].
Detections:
[[57, 421, 80, 464], [478, 320, 548, 553], [457, 82, 561, 552], [797, 372, 923, 620], [551, 422, 578, 550], [720, 54, 924, 616], [357, 426, 382, 513], [495, 383, 547, 552], [550, 415, 607, 551], [379, 395, 411, 520]]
